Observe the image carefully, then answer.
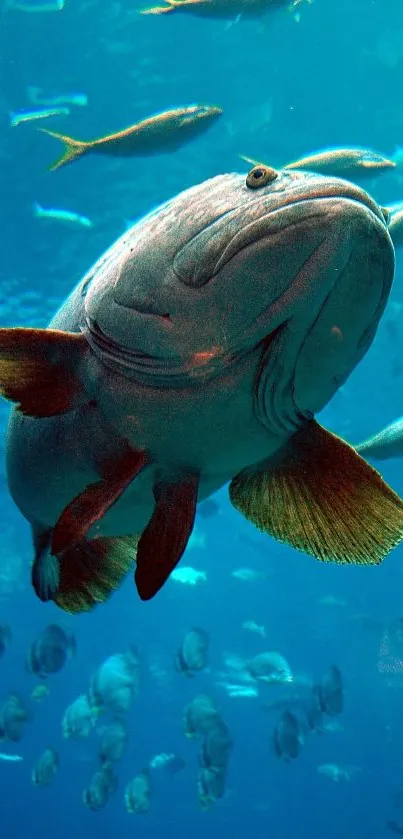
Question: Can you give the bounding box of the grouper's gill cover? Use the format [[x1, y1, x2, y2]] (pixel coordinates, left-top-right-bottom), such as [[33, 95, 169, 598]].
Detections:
[[0, 166, 403, 615]]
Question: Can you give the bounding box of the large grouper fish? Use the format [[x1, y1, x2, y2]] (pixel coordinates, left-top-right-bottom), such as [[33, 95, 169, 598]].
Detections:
[[1, 163, 403, 614]]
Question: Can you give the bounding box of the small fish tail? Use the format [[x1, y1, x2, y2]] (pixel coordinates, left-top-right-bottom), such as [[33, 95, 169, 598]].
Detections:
[[139, 2, 176, 14], [239, 154, 262, 166], [39, 129, 89, 171]]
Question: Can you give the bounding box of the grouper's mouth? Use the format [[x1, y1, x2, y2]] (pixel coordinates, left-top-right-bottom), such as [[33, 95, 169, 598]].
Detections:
[[84, 315, 278, 387]]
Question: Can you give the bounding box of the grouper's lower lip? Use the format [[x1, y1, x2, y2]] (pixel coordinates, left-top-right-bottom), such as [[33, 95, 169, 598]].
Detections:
[[86, 317, 163, 361], [84, 315, 269, 387]]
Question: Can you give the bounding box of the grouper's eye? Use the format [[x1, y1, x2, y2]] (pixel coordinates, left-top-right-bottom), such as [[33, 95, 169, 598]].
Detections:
[[246, 165, 278, 189]]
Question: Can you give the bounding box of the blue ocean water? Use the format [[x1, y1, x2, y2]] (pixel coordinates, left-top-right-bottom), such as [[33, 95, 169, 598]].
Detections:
[[1, 0, 403, 836]]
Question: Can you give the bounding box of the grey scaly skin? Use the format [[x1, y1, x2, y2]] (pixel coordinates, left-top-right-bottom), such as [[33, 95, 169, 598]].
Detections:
[[2, 166, 396, 606]]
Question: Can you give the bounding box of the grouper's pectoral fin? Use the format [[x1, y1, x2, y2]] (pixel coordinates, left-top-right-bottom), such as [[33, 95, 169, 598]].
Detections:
[[0, 327, 88, 417], [229, 419, 403, 566], [135, 474, 199, 600], [51, 447, 149, 556]]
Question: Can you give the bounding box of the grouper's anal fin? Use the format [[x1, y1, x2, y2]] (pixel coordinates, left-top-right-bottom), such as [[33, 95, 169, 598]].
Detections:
[[51, 447, 149, 556], [32, 524, 139, 614], [0, 327, 88, 417], [55, 534, 139, 614], [135, 474, 199, 601], [229, 419, 403, 567]]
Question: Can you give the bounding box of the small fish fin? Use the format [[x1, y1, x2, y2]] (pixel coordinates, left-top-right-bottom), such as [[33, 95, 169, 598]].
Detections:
[[39, 129, 90, 171], [239, 154, 264, 166], [380, 206, 390, 224], [0, 327, 88, 417], [229, 419, 403, 566], [31, 527, 60, 602], [139, 3, 176, 13], [51, 447, 149, 556], [135, 474, 199, 600], [54, 534, 139, 614]]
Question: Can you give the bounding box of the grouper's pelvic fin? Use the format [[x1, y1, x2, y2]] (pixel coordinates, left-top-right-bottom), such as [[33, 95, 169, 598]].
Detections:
[[229, 419, 403, 566], [36, 446, 148, 613], [39, 129, 90, 172], [135, 474, 199, 601], [0, 327, 88, 417], [41, 457, 197, 612], [51, 446, 149, 556]]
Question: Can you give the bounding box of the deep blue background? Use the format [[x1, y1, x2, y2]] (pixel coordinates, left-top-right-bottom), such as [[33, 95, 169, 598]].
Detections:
[[1, 0, 403, 836]]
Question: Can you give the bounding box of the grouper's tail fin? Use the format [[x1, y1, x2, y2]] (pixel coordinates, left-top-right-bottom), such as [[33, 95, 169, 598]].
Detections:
[[39, 129, 90, 171]]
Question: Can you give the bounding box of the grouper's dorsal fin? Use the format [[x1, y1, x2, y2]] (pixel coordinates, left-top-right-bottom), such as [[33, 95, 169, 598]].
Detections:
[[135, 474, 199, 600], [229, 419, 403, 566], [51, 446, 149, 556], [0, 327, 88, 417]]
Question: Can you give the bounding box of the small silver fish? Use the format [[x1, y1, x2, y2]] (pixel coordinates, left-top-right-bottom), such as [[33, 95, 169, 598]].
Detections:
[[242, 620, 266, 637], [318, 763, 358, 782], [9, 107, 69, 128], [356, 417, 403, 461], [33, 203, 93, 228], [318, 595, 347, 607], [6, 0, 65, 11], [26, 87, 88, 108], [241, 147, 395, 181], [284, 147, 395, 179], [232, 567, 266, 582]]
